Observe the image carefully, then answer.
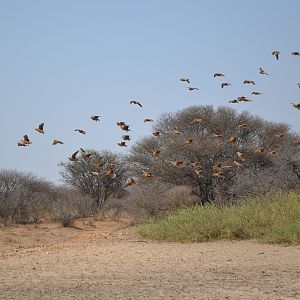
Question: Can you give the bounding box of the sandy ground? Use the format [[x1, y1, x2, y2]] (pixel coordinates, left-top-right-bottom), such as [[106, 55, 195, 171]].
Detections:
[[0, 218, 300, 300]]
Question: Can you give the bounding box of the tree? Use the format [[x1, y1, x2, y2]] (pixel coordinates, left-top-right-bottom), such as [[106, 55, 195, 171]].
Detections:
[[127, 105, 300, 203], [59, 150, 126, 210]]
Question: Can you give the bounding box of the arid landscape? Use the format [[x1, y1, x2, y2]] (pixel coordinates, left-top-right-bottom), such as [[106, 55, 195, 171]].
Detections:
[[1, 218, 299, 300]]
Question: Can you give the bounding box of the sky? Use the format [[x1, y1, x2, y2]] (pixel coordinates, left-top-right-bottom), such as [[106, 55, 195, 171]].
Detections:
[[0, 0, 299, 184]]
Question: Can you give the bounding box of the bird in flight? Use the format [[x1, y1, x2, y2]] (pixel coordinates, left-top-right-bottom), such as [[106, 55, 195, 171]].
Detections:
[[238, 96, 253, 102], [291, 103, 300, 110], [68, 150, 79, 162], [297, 83, 300, 89], [259, 68, 269, 75], [52, 139, 64, 145], [214, 73, 225, 78], [187, 87, 199, 91], [144, 118, 154, 122], [272, 50, 280, 60], [121, 135, 131, 141], [117, 141, 127, 147], [74, 129, 86, 135], [184, 139, 193, 145], [292, 51, 300, 56], [228, 137, 237, 144], [35, 123, 45, 134], [130, 100, 142, 107], [80, 148, 92, 160], [152, 131, 161, 137], [18, 135, 32, 146], [236, 151, 245, 161], [221, 82, 231, 88], [180, 78, 190, 84], [228, 99, 240, 104], [119, 124, 130, 131], [170, 160, 184, 168], [212, 133, 223, 138], [251, 92, 263, 95], [125, 177, 136, 187], [90, 115, 100, 122], [243, 80, 255, 85]]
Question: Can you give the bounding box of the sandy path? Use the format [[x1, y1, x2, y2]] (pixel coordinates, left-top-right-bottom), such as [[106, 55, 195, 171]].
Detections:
[[0, 219, 299, 300]]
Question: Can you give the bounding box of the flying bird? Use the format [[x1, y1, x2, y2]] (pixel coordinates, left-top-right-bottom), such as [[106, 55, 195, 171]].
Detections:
[[187, 87, 199, 91], [125, 177, 136, 187], [195, 169, 204, 177], [35, 123, 45, 134], [144, 118, 154, 122], [228, 99, 240, 104], [74, 129, 86, 135], [52, 139, 63, 145], [184, 139, 193, 145], [117, 141, 127, 147], [259, 68, 269, 75], [90, 115, 100, 122], [152, 131, 161, 137], [292, 52, 300, 56], [180, 78, 190, 84], [170, 160, 184, 168], [68, 150, 79, 162], [120, 124, 130, 131], [272, 50, 280, 60], [150, 149, 160, 158], [297, 83, 300, 89], [243, 80, 255, 85], [19, 135, 32, 146], [236, 151, 245, 161], [122, 135, 131, 141], [291, 103, 300, 110], [238, 96, 253, 102], [221, 82, 231, 88], [173, 130, 183, 135], [214, 73, 225, 78], [228, 137, 237, 145], [130, 100, 142, 107], [251, 92, 262, 95], [80, 148, 92, 160], [255, 147, 266, 154], [212, 133, 223, 138]]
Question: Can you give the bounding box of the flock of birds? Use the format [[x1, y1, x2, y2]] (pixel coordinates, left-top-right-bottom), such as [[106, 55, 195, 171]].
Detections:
[[17, 50, 300, 187]]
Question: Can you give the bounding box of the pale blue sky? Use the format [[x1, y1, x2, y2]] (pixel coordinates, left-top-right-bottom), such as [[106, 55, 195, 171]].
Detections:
[[0, 1, 299, 183]]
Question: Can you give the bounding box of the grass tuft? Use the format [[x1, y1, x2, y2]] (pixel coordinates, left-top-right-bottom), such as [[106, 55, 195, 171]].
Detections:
[[137, 192, 300, 245]]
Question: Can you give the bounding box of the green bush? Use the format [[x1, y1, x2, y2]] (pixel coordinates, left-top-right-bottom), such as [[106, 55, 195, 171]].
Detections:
[[138, 192, 300, 245]]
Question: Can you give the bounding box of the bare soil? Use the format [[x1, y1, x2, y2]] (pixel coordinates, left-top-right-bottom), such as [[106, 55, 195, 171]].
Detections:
[[0, 217, 299, 300]]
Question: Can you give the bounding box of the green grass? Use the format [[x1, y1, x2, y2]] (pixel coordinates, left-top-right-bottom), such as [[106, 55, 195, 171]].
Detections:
[[137, 192, 300, 245]]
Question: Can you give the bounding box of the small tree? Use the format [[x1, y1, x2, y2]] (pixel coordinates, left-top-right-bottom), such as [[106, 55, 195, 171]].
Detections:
[[59, 150, 126, 210], [127, 105, 300, 203]]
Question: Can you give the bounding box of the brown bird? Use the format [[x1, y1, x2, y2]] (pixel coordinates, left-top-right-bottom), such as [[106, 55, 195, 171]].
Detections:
[[17, 142, 28, 147], [212, 133, 223, 138], [191, 161, 202, 167], [187, 87, 199, 91], [90, 115, 100, 122], [291, 103, 300, 110], [80, 148, 92, 160], [195, 169, 204, 177], [152, 131, 161, 137], [91, 171, 100, 176], [184, 139, 193, 145], [150, 149, 160, 158], [142, 171, 153, 179], [243, 80, 255, 85], [35, 123, 45, 134], [268, 150, 278, 157], [236, 151, 245, 161], [228, 137, 237, 145], [74, 129, 86, 135], [214, 162, 222, 170], [251, 92, 262, 95], [275, 133, 285, 138], [20, 134, 32, 145], [191, 118, 205, 125], [117, 141, 127, 147], [180, 78, 190, 84], [221, 82, 231, 88], [228, 99, 240, 104], [144, 118, 154, 122], [122, 135, 131, 141], [292, 52, 300, 56], [238, 96, 253, 102], [117, 121, 126, 126], [173, 129, 183, 135], [255, 147, 266, 154], [238, 123, 249, 129], [120, 124, 130, 131], [125, 177, 136, 187], [272, 50, 280, 60], [233, 160, 242, 168], [170, 160, 184, 168], [52, 139, 64, 145], [94, 162, 105, 171], [106, 169, 117, 179], [130, 100, 142, 107], [68, 150, 79, 162], [214, 73, 225, 78], [259, 67, 269, 75], [297, 83, 300, 89]]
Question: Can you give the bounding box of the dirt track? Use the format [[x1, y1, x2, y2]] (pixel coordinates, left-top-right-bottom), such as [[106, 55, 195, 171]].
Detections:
[[0, 219, 300, 300]]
